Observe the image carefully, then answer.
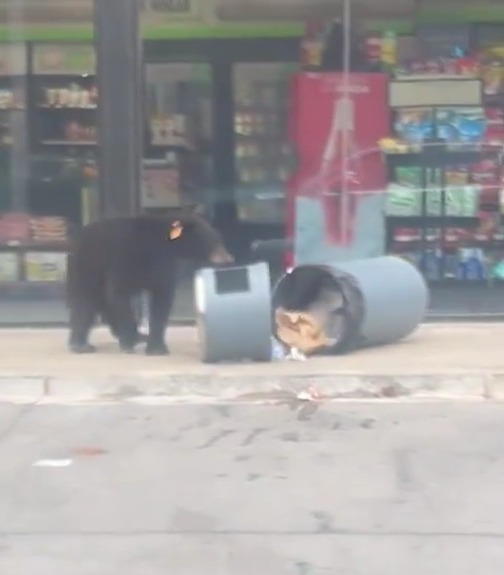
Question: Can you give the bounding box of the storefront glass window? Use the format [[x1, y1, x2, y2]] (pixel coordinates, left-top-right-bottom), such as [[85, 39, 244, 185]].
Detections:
[[143, 61, 214, 320], [0, 2, 96, 325], [233, 62, 296, 226], [381, 26, 504, 316], [143, 62, 213, 212], [288, 20, 504, 317]]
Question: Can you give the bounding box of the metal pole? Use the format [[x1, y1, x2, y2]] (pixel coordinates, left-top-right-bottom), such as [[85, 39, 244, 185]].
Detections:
[[94, 0, 143, 218], [339, 0, 351, 243]]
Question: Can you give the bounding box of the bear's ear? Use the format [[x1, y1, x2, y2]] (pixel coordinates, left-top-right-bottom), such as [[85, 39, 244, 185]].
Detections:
[[168, 220, 184, 240]]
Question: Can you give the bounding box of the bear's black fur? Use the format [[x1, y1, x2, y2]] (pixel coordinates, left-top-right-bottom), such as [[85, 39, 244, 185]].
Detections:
[[66, 208, 233, 355]]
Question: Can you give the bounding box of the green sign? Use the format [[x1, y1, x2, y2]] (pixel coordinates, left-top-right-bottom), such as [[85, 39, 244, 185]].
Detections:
[[32, 43, 95, 75], [0, 4, 502, 43]]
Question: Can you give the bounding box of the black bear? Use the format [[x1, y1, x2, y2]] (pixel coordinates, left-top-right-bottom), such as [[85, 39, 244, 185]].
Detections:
[[66, 207, 234, 355]]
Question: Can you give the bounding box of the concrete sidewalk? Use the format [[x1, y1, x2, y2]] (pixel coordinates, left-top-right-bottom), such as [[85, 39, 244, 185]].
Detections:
[[0, 324, 504, 401]]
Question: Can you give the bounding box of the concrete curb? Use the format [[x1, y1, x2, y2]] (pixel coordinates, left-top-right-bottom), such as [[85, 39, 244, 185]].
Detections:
[[0, 373, 503, 402]]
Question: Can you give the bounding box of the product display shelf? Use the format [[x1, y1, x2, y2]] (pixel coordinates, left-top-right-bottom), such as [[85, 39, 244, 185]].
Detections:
[[32, 73, 98, 152], [0, 73, 26, 150], [0, 210, 70, 298], [144, 75, 211, 211], [385, 140, 504, 284], [28, 58, 99, 228], [0, 239, 67, 297], [143, 114, 206, 211], [234, 101, 291, 225], [382, 32, 504, 287], [383, 147, 499, 167]]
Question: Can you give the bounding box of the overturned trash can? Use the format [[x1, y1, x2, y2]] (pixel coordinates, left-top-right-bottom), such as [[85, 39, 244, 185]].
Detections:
[[194, 262, 272, 363], [272, 255, 429, 356]]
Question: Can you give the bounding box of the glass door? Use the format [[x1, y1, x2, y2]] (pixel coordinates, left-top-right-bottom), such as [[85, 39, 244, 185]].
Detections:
[[144, 62, 214, 320], [143, 62, 214, 213], [233, 62, 296, 226]]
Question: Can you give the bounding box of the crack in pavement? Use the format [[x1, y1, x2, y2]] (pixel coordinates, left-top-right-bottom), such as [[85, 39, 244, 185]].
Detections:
[[0, 530, 503, 538]]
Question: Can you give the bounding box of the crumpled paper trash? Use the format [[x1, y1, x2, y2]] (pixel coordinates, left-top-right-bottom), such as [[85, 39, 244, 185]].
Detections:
[[286, 347, 307, 361], [275, 307, 334, 355], [274, 279, 347, 357]]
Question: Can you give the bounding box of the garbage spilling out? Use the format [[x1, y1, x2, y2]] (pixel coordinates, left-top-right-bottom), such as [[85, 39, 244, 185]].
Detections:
[[272, 265, 359, 357], [195, 256, 428, 364], [271, 256, 429, 359]]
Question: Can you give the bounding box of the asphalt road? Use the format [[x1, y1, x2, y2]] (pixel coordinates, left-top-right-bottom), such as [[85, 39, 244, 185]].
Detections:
[[0, 399, 503, 574]]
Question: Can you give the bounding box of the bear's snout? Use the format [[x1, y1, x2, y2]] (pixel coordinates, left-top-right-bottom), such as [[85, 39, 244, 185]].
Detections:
[[210, 246, 234, 265]]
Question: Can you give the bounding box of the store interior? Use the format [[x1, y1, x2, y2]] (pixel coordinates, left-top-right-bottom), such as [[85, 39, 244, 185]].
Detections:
[[2, 13, 504, 323], [379, 23, 504, 315]]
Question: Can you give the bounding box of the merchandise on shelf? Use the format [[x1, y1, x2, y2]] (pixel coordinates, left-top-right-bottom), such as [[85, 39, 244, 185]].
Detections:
[[393, 108, 435, 144], [386, 165, 422, 216], [234, 104, 291, 185], [300, 20, 325, 68], [380, 31, 398, 69], [484, 108, 504, 144], [1, 43, 98, 248], [0, 89, 24, 110], [390, 241, 503, 282], [389, 107, 490, 149], [436, 108, 486, 144], [492, 258, 504, 279], [386, 182, 422, 216], [471, 158, 500, 186], [141, 158, 181, 209], [29, 216, 68, 244], [0, 252, 18, 283], [62, 121, 97, 143], [395, 55, 478, 78], [0, 213, 68, 245], [23, 251, 66, 283], [479, 47, 504, 99], [40, 83, 98, 109], [149, 114, 191, 148], [381, 28, 504, 283], [392, 42, 504, 108], [0, 213, 31, 244], [35, 75, 98, 147]]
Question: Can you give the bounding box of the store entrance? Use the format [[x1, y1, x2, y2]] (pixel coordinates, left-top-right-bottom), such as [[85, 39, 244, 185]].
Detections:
[[142, 60, 215, 320], [142, 38, 300, 321]]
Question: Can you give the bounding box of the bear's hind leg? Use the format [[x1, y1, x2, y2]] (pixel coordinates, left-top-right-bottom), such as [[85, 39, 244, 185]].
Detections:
[[100, 300, 147, 345], [145, 282, 176, 356], [107, 293, 141, 354], [68, 297, 98, 354]]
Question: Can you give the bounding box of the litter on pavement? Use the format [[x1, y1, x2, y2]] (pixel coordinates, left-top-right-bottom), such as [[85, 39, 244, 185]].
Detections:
[[32, 459, 73, 468]]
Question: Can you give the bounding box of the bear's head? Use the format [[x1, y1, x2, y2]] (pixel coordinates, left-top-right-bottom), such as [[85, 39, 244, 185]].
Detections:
[[165, 206, 234, 266]]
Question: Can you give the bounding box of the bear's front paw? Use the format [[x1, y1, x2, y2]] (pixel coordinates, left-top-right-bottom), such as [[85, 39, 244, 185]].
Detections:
[[69, 342, 96, 354], [145, 341, 170, 356]]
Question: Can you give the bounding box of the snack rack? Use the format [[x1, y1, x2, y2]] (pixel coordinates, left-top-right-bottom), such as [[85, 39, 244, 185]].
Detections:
[[381, 75, 504, 284], [233, 63, 295, 225], [0, 213, 67, 297], [0, 43, 98, 296]]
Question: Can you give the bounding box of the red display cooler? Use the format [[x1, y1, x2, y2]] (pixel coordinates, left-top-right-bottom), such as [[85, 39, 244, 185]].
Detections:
[[285, 72, 391, 267]]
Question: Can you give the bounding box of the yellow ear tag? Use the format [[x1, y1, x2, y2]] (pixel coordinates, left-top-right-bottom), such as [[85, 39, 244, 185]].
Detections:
[[169, 221, 183, 240]]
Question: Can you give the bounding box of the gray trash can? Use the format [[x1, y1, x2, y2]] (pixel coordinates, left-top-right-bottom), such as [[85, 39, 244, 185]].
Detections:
[[194, 262, 272, 363], [272, 255, 429, 354]]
